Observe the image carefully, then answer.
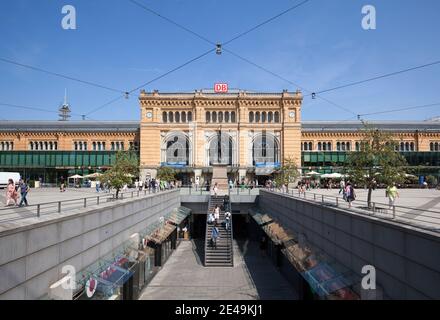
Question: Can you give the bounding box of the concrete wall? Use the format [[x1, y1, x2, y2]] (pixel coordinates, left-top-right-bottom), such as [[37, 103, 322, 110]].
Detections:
[[0, 190, 180, 300], [258, 190, 440, 300]]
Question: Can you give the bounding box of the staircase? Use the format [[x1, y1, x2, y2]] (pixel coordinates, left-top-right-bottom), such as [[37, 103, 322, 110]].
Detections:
[[204, 195, 234, 267]]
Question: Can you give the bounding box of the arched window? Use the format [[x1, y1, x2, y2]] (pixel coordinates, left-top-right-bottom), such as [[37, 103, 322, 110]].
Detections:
[[346, 142, 351, 151], [165, 134, 190, 165], [355, 142, 360, 151], [268, 111, 273, 123], [168, 111, 174, 123], [341, 142, 346, 151], [255, 112, 260, 122], [323, 142, 327, 151], [218, 111, 223, 123], [44, 141, 48, 150], [435, 142, 439, 151], [175, 111, 180, 123], [212, 111, 217, 123], [225, 111, 230, 123], [206, 111, 211, 123], [252, 133, 279, 166], [405, 142, 409, 151], [400, 142, 404, 151], [337, 142, 341, 151], [327, 142, 332, 151], [231, 111, 236, 123], [274, 111, 280, 123], [262, 112, 267, 123], [93, 142, 96, 151], [308, 142, 312, 150], [303, 142, 307, 151], [430, 142, 434, 151], [410, 142, 415, 151], [181, 111, 186, 123], [188, 111, 193, 121], [249, 112, 254, 123], [162, 111, 167, 123], [209, 132, 233, 165], [317, 142, 322, 151]]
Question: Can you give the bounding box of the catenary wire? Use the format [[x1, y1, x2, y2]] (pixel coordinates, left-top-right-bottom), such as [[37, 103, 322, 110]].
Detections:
[[0, 57, 125, 94]]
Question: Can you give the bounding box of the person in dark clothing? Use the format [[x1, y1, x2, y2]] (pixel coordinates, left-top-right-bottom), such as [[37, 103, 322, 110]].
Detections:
[[18, 179, 30, 207]]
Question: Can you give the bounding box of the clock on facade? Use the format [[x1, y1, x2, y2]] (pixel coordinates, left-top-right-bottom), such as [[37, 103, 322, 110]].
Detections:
[[289, 111, 295, 118], [146, 111, 153, 119]]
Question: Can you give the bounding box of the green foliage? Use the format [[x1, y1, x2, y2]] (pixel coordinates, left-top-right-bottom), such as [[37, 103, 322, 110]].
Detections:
[[101, 151, 139, 198], [344, 125, 407, 206], [275, 157, 300, 187], [157, 166, 176, 182]]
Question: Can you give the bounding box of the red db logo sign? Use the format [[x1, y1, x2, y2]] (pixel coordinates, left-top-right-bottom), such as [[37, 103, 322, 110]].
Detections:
[[214, 83, 228, 93]]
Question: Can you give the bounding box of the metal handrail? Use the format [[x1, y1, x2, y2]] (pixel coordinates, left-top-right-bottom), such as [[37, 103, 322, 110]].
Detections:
[[226, 195, 234, 266], [267, 188, 440, 232], [204, 195, 213, 266], [0, 187, 176, 222]]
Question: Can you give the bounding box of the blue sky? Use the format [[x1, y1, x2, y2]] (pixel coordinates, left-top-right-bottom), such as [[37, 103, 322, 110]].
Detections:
[[0, 0, 439, 121]]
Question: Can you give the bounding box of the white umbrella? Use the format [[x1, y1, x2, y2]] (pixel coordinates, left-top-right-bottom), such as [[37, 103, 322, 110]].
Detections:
[[83, 172, 102, 179], [305, 171, 321, 176], [68, 174, 83, 179]]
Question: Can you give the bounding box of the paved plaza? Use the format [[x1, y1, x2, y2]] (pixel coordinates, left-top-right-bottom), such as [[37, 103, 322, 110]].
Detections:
[[139, 240, 298, 300], [0, 187, 139, 225], [278, 187, 440, 232]]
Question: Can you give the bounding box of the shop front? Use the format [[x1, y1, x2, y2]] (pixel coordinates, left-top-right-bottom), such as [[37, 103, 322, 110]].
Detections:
[[249, 209, 361, 300]]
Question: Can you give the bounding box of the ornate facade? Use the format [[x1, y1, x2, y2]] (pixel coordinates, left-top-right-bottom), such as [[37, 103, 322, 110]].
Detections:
[[138, 89, 302, 183], [1, 90, 440, 183]]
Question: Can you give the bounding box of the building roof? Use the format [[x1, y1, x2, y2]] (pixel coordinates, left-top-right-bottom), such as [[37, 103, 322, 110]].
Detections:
[[0, 121, 139, 133], [301, 121, 440, 132], [0, 120, 439, 133]]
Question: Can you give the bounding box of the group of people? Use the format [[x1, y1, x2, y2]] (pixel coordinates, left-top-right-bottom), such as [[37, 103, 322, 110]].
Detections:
[[5, 178, 30, 207], [207, 201, 232, 249]]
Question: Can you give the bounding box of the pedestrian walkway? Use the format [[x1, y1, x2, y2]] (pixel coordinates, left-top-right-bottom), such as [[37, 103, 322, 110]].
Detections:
[[139, 240, 298, 300]]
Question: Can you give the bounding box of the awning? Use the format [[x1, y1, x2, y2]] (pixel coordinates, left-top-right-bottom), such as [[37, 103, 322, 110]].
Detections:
[[167, 206, 191, 226], [302, 262, 357, 299], [147, 223, 176, 245], [255, 167, 275, 176]]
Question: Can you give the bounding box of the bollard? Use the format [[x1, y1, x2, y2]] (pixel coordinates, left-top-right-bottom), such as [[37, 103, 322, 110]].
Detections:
[[84, 198, 87, 208], [37, 204, 40, 218], [392, 206, 396, 219], [336, 197, 338, 207], [314, 194, 316, 201], [97, 196, 100, 205], [131, 191, 134, 198], [372, 202, 376, 214], [321, 195, 324, 203], [58, 201, 61, 213], [137, 191, 139, 197]]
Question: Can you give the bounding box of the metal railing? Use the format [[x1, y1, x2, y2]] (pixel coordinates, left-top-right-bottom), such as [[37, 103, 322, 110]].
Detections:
[[266, 188, 440, 233], [0, 187, 176, 223], [179, 185, 261, 196]]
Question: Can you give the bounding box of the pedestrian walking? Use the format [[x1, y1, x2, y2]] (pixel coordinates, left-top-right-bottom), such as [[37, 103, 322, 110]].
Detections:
[[344, 182, 356, 208], [213, 182, 219, 196], [339, 180, 345, 194], [60, 176, 65, 192], [18, 179, 30, 207], [211, 223, 219, 249], [213, 205, 220, 224], [5, 179, 18, 206], [386, 183, 399, 209], [225, 211, 231, 230]]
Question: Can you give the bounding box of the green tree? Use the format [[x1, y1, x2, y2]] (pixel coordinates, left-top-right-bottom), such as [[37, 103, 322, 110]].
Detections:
[[275, 157, 300, 189], [157, 166, 176, 182], [101, 151, 139, 198], [344, 125, 407, 208]]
